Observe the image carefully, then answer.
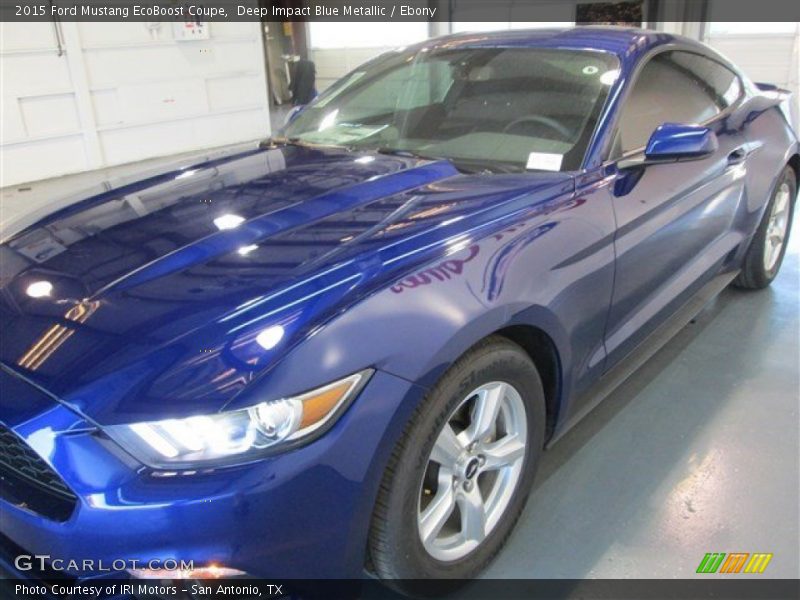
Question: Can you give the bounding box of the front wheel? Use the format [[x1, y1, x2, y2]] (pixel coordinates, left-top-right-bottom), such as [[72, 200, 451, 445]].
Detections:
[[734, 165, 796, 289], [368, 336, 546, 588]]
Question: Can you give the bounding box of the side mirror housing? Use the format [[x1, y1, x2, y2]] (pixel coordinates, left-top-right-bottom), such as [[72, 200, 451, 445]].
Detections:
[[618, 123, 718, 170], [645, 122, 718, 160]]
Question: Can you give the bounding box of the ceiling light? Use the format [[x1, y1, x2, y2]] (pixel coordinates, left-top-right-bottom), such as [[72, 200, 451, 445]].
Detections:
[[237, 244, 259, 256], [26, 280, 53, 298], [256, 325, 285, 350], [214, 214, 245, 230]]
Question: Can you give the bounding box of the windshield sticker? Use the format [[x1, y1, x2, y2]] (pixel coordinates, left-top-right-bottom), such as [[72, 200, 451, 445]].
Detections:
[[582, 65, 599, 75], [526, 152, 563, 172]]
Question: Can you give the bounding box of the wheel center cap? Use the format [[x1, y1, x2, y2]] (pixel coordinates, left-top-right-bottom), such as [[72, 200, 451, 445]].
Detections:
[[464, 458, 480, 480]]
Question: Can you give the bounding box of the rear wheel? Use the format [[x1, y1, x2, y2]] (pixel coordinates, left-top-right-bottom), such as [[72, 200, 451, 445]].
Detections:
[[368, 336, 545, 589], [734, 165, 796, 289]]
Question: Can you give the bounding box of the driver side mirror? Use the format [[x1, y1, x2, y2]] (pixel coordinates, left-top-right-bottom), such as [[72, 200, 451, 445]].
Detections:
[[618, 123, 718, 170]]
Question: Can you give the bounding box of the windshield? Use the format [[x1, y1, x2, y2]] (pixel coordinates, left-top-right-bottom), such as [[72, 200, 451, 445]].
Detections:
[[282, 46, 619, 173]]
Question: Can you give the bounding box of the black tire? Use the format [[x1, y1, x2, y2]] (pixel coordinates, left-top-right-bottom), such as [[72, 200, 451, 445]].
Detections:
[[368, 335, 546, 590], [734, 165, 796, 289]]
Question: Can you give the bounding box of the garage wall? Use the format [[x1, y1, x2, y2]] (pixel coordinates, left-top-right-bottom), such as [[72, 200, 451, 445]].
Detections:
[[705, 28, 799, 102], [1, 21, 270, 187]]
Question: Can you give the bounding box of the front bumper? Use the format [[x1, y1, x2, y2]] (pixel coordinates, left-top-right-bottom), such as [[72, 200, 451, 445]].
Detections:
[[0, 369, 422, 580]]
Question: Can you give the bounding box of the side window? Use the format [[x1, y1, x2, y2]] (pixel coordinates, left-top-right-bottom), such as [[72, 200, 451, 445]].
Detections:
[[669, 52, 742, 109], [616, 52, 736, 154]]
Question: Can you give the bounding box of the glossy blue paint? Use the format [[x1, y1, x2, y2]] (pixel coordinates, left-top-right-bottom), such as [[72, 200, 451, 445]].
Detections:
[[1, 27, 797, 580], [645, 123, 719, 159]]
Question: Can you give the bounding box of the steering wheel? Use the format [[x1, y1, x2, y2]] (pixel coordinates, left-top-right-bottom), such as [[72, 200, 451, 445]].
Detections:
[[502, 115, 571, 139]]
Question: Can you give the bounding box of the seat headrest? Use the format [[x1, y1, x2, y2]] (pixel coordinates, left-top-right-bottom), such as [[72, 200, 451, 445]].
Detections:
[[467, 65, 494, 82]]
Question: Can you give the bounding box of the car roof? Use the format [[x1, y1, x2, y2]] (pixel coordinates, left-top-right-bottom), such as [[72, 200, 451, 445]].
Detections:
[[425, 26, 707, 62]]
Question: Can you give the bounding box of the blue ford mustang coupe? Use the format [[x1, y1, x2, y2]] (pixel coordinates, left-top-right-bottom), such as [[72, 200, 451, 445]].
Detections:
[[1, 28, 797, 586]]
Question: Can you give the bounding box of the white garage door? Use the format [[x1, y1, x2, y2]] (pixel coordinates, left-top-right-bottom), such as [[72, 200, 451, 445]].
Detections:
[[1, 21, 270, 187]]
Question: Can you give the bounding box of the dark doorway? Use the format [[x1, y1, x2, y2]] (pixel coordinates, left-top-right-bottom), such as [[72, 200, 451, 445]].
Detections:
[[576, 0, 644, 26], [259, 16, 310, 131]]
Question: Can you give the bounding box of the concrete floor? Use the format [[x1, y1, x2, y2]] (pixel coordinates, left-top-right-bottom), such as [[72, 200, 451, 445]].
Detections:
[[1, 159, 798, 581]]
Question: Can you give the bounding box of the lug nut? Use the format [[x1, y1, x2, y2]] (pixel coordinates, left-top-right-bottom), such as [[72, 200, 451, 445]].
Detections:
[[478, 455, 486, 466], [463, 481, 473, 492]]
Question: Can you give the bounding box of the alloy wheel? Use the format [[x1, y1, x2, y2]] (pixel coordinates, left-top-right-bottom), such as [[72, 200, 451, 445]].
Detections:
[[417, 381, 527, 562], [763, 182, 792, 271]]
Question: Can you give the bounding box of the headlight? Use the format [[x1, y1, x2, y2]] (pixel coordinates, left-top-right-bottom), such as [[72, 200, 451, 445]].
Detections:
[[105, 370, 371, 469]]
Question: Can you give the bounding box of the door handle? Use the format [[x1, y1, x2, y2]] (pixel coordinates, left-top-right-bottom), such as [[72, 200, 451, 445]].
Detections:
[[727, 147, 748, 165]]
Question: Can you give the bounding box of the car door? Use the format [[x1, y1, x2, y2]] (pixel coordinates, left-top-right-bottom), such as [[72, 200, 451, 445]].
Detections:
[[603, 50, 748, 368]]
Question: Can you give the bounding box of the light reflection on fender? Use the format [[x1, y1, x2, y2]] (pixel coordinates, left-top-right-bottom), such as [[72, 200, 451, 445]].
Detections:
[[483, 222, 558, 302], [389, 196, 584, 298]]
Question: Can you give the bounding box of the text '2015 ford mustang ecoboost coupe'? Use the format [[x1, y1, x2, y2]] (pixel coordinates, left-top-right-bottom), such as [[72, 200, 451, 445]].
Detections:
[[0, 27, 797, 587]]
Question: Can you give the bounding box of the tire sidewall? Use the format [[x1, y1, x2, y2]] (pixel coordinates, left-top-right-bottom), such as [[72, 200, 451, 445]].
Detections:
[[751, 167, 796, 285]]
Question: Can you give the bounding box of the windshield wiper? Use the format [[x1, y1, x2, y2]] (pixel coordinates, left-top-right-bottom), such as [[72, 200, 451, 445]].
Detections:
[[377, 148, 520, 174], [376, 147, 416, 157], [261, 137, 356, 152], [375, 147, 446, 161], [260, 136, 308, 148]]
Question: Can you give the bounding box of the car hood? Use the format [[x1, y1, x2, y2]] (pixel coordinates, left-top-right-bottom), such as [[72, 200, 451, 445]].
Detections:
[[0, 145, 572, 424]]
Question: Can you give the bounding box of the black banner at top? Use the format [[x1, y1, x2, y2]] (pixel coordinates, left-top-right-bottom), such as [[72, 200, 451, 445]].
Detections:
[[1, 0, 799, 22]]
